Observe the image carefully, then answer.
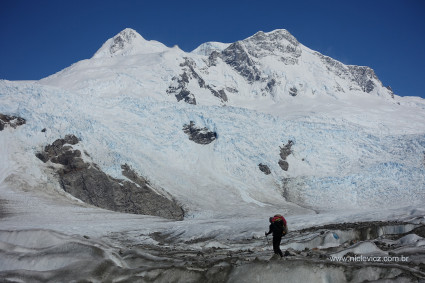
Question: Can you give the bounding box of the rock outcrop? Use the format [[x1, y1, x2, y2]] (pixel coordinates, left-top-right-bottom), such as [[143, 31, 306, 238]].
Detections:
[[182, 121, 217, 145], [289, 87, 298, 97], [0, 113, 26, 131], [167, 57, 228, 104], [317, 53, 380, 94], [221, 41, 261, 83], [258, 163, 271, 175], [278, 140, 293, 171], [36, 135, 184, 220]]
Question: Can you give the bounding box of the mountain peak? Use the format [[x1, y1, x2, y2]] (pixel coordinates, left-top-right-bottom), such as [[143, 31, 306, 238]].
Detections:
[[109, 28, 142, 54], [191, 41, 231, 56], [246, 29, 300, 47], [92, 28, 168, 59]]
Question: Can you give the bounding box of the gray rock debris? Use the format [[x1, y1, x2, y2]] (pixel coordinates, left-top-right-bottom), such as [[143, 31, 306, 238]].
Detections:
[[36, 135, 184, 220], [221, 41, 261, 83], [289, 87, 298, 97], [220, 30, 302, 83], [278, 140, 293, 171], [0, 113, 26, 131], [183, 121, 217, 145], [348, 65, 377, 93], [110, 28, 137, 55], [258, 163, 271, 175], [167, 57, 228, 104], [316, 53, 383, 94]]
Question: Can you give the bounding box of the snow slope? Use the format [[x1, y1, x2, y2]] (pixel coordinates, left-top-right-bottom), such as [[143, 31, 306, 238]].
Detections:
[[1, 78, 424, 217]]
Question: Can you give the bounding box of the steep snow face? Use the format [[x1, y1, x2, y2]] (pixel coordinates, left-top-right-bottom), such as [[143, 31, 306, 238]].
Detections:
[[216, 29, 393, 101], [191, 41, 230, 56], [41, 47, 186, 99], [92, 28, 168, 58]]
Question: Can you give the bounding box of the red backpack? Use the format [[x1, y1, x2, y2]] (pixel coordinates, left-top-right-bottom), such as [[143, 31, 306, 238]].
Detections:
[[272, 214, 286, 226], [272, 214, 288, 235]]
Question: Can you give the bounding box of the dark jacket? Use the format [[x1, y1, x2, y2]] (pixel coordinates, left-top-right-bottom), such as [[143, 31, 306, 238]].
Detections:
[[266, 221, 287, 238]]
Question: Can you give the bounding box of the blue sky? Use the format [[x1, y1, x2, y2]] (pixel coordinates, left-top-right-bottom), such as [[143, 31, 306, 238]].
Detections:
[[1, 0, 424, 98]]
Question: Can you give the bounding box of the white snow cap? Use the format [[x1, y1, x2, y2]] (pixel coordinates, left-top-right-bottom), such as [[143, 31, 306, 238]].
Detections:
[[92, 28, 168, 58], [191, 41, 231, 56]]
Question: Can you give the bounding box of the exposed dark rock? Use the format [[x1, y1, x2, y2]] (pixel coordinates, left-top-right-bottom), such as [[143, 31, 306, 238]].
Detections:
[[41, 128, 47, 132], [167, 69, 197, 105], [36, 136, 184, 220], [278, 140, 293, 171], [64, 134, 79, 145], [226, 87, 238, 93], [38, 134, 80, 162], [317, 53, 348, 78], [284, 249, 297, 257], [243, 30, 301, 64], [410, 225, 425, 238], [183, 121, 217, 145], [181, 59, 206, 89], [279, 140, 293, 160], [167, 59, 198, 105], [221, 41, 261, 82], [385, 86, 395, 98], [217, 89, 228, 102], [0, 113, 26, 131], [35, 152, 49, 163], [175, 88, 197, 105], [289, 87, 298, 97], [208, 51, 220, 66], [258, 164, 271, 175], [60, 165, 183, 220], [220, 30, 302, 88], [266, 79, 276, 92], [207, 86, 228, 102], [167, 57, 227, 104], [278, 160, 289, 171], [109, 29, 137, 55], [348, 65, 377, 93], [316, 53, 383, 94]]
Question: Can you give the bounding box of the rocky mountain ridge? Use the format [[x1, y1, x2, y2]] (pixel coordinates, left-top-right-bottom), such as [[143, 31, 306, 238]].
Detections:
[[41, 28, 395, 106], [36, 134, 184, 220]]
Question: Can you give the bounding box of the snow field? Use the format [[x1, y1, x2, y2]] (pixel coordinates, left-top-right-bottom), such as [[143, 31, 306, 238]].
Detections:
[[1, 80, 425, 217]]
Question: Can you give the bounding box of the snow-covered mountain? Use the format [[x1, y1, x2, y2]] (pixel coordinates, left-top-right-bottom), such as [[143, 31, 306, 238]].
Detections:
[[1, 28, 425, 281], [42, 28, 396, 104], [19, 27, 424, 215]]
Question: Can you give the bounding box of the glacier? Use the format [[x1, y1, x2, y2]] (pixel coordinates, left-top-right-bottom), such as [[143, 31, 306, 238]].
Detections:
[[0, 28, 424, 282]]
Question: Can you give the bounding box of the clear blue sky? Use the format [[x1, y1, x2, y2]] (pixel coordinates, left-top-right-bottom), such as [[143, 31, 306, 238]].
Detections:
[[1, 0, 424, 98]]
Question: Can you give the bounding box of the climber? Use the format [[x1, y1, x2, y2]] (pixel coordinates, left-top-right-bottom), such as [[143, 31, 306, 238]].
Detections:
[[265, 214, 288, 257]]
